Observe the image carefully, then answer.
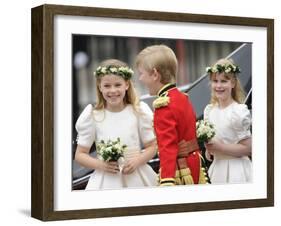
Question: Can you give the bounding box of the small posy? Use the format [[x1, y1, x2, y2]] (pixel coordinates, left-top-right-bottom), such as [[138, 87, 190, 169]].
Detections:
[[97, 137, 127, 162], [196, 119, 216, 143]]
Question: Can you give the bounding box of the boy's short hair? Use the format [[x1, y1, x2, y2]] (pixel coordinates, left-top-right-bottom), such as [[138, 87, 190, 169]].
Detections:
[[135, 44, 178, 84]]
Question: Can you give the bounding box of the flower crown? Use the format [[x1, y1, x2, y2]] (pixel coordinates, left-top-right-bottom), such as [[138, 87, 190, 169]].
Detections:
[[94, 65, 134, 80], [206, 63, 241, 74]]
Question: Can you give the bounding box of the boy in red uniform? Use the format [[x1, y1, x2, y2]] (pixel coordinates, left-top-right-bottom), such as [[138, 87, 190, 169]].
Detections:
[[135, 44, 209, 186]]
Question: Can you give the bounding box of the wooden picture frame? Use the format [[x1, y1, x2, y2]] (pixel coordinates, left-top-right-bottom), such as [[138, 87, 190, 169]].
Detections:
[[31, 4, 274, 221]]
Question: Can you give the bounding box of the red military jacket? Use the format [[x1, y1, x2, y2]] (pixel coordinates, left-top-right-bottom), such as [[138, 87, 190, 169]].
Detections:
[[153, 83, 201, 186]]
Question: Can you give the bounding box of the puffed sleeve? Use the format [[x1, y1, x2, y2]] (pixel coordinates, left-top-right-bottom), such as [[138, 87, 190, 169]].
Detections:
[[75, 104, 95, 148], [231, 104, 251, 141], [203, 104, 212, 121], [138, 101, 155, 144]]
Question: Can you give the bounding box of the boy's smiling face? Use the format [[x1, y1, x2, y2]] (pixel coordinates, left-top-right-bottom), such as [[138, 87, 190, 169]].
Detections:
[[137, 66, 160, 96]]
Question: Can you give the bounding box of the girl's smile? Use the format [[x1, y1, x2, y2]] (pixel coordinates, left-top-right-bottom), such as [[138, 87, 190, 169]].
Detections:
[[215, 88, 226, 95]]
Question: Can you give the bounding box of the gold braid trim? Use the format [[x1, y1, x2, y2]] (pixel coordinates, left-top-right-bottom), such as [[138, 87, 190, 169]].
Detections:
[[160, 182, 175, 186], [198, 167, 210, 184], [175, 170, 182, 185], [198, 154, 211, 184], [176, 157, 194, 185], [160, 177, 176, 186], [153, 92, 170, 109], [179, 168, 194, 185]]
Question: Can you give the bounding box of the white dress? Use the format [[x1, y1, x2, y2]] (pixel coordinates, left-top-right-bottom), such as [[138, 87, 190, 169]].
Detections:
[[75, 102, 158, 190], [204, 102, 252, 184]]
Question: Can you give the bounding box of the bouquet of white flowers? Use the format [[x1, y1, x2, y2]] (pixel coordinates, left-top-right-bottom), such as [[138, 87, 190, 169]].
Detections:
[[96, 138, 127, 162], [196, 119, 216, 143]]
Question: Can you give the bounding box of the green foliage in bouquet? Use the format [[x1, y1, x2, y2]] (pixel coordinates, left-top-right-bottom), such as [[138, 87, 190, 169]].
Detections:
[[97, 138, 127, 162]]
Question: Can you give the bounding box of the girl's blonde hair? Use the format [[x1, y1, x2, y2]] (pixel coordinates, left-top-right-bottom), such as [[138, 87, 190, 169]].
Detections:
[[94, 59, 140, 112], [209, 58, 245, 105], [135, 44, 178, 84]]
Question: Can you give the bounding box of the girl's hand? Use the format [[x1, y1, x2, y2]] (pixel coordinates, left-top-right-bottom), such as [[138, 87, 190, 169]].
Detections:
[[122, 158, 140, 175], [204, 138, 223, 154], [97, 160, 120, 174]]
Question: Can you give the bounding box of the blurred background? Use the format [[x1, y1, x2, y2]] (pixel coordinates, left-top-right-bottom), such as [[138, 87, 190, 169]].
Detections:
[[73, 35, 242, 114], [72, 35, 252, 189]]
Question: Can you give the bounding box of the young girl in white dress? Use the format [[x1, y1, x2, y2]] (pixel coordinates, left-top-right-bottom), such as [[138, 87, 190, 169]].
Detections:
[[204, 58, 252, 184], [75, 59, 158, 190]]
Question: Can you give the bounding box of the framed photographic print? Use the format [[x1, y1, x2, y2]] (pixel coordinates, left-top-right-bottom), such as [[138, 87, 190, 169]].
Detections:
[[31, 4, 274, 221]]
